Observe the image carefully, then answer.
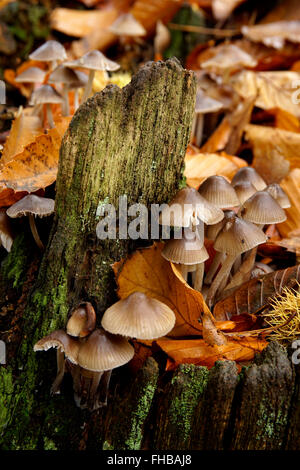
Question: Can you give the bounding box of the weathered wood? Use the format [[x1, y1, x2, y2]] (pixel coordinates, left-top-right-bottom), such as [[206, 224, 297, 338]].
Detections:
[[0, 58, 196, 449]]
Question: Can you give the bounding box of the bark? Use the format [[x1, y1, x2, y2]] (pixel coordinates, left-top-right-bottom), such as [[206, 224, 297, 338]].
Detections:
[[0, 58, 196, 449]]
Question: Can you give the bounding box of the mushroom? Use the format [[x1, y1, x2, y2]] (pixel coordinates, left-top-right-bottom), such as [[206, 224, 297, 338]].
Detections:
[[29, 40, 67, 71], [239, 190, 287, 228], [266, 183, 291, 209], [198, 175, 239, 209], [0, 209, 14, 252], [191, 89, 223, 147], [162, 227, 209, 289], [68, 71, 88, 111], [48, 65, 85, 116], [102, 291, 175, 340], [15, 67, 47, 101], [34, 329, 79, 395], [65, 50, 120, 103], [232, 180, 257, 205], [6, 194, 54, 251], [66, 302, 96, 338], [154, 20, 171, 59], [109, 12, 146, 42], [76, 328, 134, 409], [29, 84, 64, 128], [231, 167, 267, 191], [205, 215, 267, 307]]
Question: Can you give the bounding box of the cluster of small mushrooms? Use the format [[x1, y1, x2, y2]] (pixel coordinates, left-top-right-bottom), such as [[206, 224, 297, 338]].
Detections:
[[159, 167, 290, 308], [34, 294, 175, 410]]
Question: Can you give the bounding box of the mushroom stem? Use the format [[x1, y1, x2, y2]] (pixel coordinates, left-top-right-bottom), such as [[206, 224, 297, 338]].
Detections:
[[206, 254, 236, 308], [98, 370, 112, 406], [177, 264, 189, 282], [62, 85, 70, 116], [28, 213, 44, 251], [50, 349, 65, 395], [51, 59, 58, 72], [88, 371, 103, 409], [82, 70, 95, 102], [195, 113, 204, 147], [232, 254, 241, 274], [193, 262, 204, 292], [45, 103, 54, 129], [204, 252, 225, 285], [74, 89, 79, 111], [224, 247, 256, 292]]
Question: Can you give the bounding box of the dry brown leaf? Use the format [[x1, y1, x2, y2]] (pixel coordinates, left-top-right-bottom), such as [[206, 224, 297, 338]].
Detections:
[[1, 111, 42, 167], [156, 336, 267, 369], [274, 109, 300, 132], [277, 169, 300, 238], [242, 21, 300, 49], [244, 124, 300, 183], [0, 117, 70, 196], [231, 71, 300, 117], [276, 230, 300, 257], [131, 0, 184, 33], [113, 242, 213, 338], [212, 0, 245, 21], [184, 152, 246, 189], [225, 96, 255, 155], [200, 118, 231, 153]]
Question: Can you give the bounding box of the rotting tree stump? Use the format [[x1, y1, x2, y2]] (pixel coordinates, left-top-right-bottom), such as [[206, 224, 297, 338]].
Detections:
[[0, 58, 299, 451]]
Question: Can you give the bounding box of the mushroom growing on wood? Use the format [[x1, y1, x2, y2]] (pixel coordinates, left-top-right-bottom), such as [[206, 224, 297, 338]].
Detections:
[[6, 194, 54, 250], [76, 328, 134, 409], [66, 302, 96, 338], [102, 292, 176, 340], [29, 40, 67, 71], [29, 85, 63, 128], [34, 329, 79, 395]]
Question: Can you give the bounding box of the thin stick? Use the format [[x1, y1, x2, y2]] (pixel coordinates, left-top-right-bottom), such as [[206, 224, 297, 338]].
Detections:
[[168, 23, 240, 37], [28, 214, 44, 251]]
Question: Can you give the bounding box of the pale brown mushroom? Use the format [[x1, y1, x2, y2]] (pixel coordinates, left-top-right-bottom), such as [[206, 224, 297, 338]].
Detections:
[[66, 302, 96, 338], [29, 40, 67, 71], [29, 85, 63, 128]]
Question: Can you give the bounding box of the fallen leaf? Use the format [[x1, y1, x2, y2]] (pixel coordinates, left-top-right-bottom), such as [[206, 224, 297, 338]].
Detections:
[[242, 21, 300, 49], [0, 117, 70, 197], [157, 336, 267, 369], [231, 71, 300, 117], [200, 117, 231, 153], [184, 151, 246, 189], [277, 169, 300, 238], [114, 242, 211, 337], [274, 109, 300, 133]]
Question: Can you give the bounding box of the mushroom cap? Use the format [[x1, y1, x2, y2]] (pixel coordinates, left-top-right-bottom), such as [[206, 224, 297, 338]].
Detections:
[[266, 183, 291, 209], [77, 328, 134, 372], [214, 215, 267, 255], [198, 175, 239, 208], [15, 67, 46, 83], [205, 210, 235, 241], [29, 40, 67, 62], [0, 209, 14, 252], [240, 190, 287, 225], [159, 188, 224, 227], [233, 181, 257, 205], [195, 89, 223, 114], [162, 229, 208, 265], [48, 65, 82, 85], [68, 70, 88, 89], [231, 167, 266, 191], [201, 44, 257, 71], [66, 302, 96, 338], [65, 50, 120, 72], [6, 195, 55, 218], [109, 13, 146, 37], [102, 292, 176, 340], [29, 85, 63, 105], [34, 329, 79, 364]]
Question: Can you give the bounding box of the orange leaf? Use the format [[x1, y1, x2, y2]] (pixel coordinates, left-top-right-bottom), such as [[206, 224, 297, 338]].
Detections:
[[113, 242, 209, 337], [0, 117, 70, 197], [278, 169, 300, 238], [157, 336, 267, 369]]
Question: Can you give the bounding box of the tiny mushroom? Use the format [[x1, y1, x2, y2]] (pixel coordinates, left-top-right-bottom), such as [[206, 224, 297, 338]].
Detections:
[[76, 328, 134, 408], [198, 175, 239, 209], [109, 12, 146, 40], [6, 194, 55, 251], [34, 329, 80, 395], [162, 227, 209, 290], [266, 183, 291, 209], [29, 40, 67, 71], [154, 20, 171, 59], [102, 291, 176, 340], [239, 190, 287, 228], [15, 67, 46, 89], [191, 88, 223, 146], [231, 167, 267, 191], [29, 84, 64, 128], [0, 209, 14, 252], [48, 65, 84, 116], [233, 180, 257, 205], [65, 50, 120, 103], [66, 302, 96, 338]]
